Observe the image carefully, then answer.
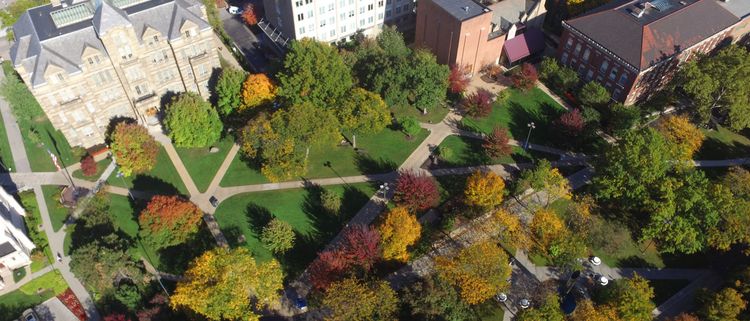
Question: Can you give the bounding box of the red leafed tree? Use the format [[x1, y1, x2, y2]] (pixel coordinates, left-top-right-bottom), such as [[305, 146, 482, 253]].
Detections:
[[136, 294, 169, 321], [242, 3, 259, 26], [555, 108, 585, 136], [104, 313, 131, 321], [139, 195, 203, 250], [57, 288, 87, 321], [308, 225, 381, 290], [448, 65, 470, 94], [483, 126, 513, 158], [460, 89, 494, 118], [512, 63, 538, 90], [80, 154, 97, 177], [394, 170, 440, 212]]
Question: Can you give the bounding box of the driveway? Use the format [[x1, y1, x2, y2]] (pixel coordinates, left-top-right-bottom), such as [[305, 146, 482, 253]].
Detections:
[[220, 10, 269, 72]]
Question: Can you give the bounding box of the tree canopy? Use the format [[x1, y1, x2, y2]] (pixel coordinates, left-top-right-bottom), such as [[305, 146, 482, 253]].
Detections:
[[139, 195, 203, 250], [464, 170, 506, 209], [337, 87, 391, 146], [322, 277, 399, 321], [164, 92, 223, 148], [241, 73, 277, 111], [109, 122, 159, 177], [214, 67, 246, 117], [378, 207, 421, 262], [655, 115, 705, 162], [435, 241, 511, 305]]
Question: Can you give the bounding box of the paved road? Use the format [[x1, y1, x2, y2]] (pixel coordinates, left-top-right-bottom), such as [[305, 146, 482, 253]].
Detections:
[[220, 10, 269, 72]]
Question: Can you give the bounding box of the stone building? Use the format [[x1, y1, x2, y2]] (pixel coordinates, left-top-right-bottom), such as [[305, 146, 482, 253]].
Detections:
[[10, 0, 221, 147], [557, 0, 750, 105]]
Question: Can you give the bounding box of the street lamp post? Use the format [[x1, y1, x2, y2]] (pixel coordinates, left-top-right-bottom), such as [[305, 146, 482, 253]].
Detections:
[[379, 183, 390, 203], [524, 122, 536, 150], [116, 170, 134, 201]]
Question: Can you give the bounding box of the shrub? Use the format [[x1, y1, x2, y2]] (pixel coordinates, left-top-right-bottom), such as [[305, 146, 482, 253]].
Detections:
[[555, 109, 585, 137], [448, 65, 470, 94], [80, 154, 97, 177], [460, 89, 493, 118], [260, 218, 296, 254], [483, 126, 513, 158], [400, 117, 421, 137], [511, 63, 538, 90], [539, 57, 560, 81], [321, 189, 342, 215]]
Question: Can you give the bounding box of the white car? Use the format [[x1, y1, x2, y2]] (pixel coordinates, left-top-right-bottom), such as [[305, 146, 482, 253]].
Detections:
[[21, 309, 38, 321], [228, 6, 243, 15]]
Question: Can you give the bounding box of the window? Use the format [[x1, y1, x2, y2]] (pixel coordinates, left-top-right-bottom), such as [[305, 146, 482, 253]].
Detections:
[[87, 55, 100, 65], [386, 0, 391, 4], [319, 7, 325, 14], [85, 102, 95, 113], [368, 16, 373, 23], [378, 0, 383, 6], [360, 19, 365, 26], [295, 0, 303, 6], [328, 3, 334, 10], [618, 73, 628, 86], [582, 48, 590, 62], [297, 13, 304, 20], [340, 0, 344, 7], [320, 20, 326, 27], [198, 64, 208, 77], [341, 25, 347, 33], [305, 0, 312, 4], [147, 35, 159, 45], [586, 69, 594, 81], [565, 38, 573, 50], [577, 64, 586, 76], [349, 0, 353, 4], [561, 52, 569, 65], [395, 6, 401, 13], [612, 88, 622, 100], [360, 7, 365, 13], [385, 10, 391, 17], [368, 4, 373, 10], [340, 12, 346, 19], [349, 10, 354, 17], [330, 29, 335, 37], [118, 45, 133, 60], [609, 67, 619, 81], [72, 110, 85, 123], [599, 60, 609, 74], [56, 73, 64, 82], [134, 83, 150, 96], [378, 12, 383, 19], [184, 29, 192, 38], [308, 10, 313, 17], [299, 26, 306, 34], [574, 43, 582, 55]]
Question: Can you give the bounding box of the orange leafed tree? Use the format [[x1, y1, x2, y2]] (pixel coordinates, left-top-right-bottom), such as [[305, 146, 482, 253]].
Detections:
[[241, 73, 277, 111], [378, 207, 421, 262], [464, 170, 505, 209], [571, 299, 622, 321], [241, 4, 259, 26], [139, 195, 203, 249]]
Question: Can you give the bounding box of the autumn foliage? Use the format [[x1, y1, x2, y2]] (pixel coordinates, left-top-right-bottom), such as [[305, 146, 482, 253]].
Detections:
[[308, 225, 381, 290], [103, 314, 130, 321], [58, 288, 87, 321], [109, 122, 159, 177], [556, 108, 585, 137], [241, 3, 259, 26], [393, 170, 440, 212], [139, 195, 203, 250], [483, 126, 513, 158], [512, 63, 538, 90], [656, 115, 705, 161], [80, 154, 97, 177], [448, 65, 470, 94], [460, 88, 493, 118], [571, 299, 622, 321], [378, 207, 422, 262], [323, 277, 399, 321], [464, 170, 505, 209], [435, 241, 511, 305], [241, 73, 277, 111]]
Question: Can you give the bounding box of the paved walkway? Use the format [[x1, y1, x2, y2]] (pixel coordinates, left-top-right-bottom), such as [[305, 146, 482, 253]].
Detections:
[[0, 265, 54, 296], [0, 71, 30, 173]]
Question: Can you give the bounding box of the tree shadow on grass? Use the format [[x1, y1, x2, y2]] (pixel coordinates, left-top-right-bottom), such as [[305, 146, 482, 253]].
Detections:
[[506, 101, 562, 144], [221, 225, 245, 248], [354, 152, 398, 175], [156, 224, 216, 274], [131, 176, 180, 196], [616, 255, 658, 269], [245, 203, 274, 237]]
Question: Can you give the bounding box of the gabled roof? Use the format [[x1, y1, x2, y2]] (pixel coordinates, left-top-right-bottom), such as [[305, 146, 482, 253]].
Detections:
[[565, 0, 740, 70], [92, 0, 132, 35]]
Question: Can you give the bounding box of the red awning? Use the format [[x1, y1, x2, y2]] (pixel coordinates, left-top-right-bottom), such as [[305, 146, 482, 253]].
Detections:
[[503, 28, 546, 64]]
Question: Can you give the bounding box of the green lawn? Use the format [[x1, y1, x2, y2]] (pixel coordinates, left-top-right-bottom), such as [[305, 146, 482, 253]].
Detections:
[[21, 119, 76, 173], [460, 88, 566, 145], [0, 112, 15, 172], [436, 135, 557, 167], [0, 271, 68, 320], [40, 185, 69, 232], [213, 183, 376, 276], [72, 157, 112, 182], [697, 125, 750, 160], [107, 147, 188, 195], [175, 135, 234, 192], [391, 103, 451, 124], [475, 300, 505, 320], [220, 128, 428, 187], [651, 279, 690, 306], [29, 252, 49, 273]]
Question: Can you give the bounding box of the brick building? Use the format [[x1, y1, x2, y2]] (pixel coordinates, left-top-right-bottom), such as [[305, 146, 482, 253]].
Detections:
[[557, 0, 750, 105], [414, 0, 547, 75]]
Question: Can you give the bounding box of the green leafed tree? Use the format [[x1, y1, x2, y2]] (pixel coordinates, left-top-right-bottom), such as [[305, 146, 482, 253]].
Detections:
[[164, 92, 223, 148], [260, 218, 296, 254], [0, 0, 47, 28], [277, 39, 353, 108], [579, 81, 610, 108], [109, 122, 159, 177], [337, 87, 391, 148], [402, 275, 476, 321], [611, 274, 656, 321], [409, 50, 450, 113], [700, 287, 747, 321], [322, 277, 399, 321], [517, 293, 566, 321], [214, 67, 247, 117], [70, 233, 146, 294]]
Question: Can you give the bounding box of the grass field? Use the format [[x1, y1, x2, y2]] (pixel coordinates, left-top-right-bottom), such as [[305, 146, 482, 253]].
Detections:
[[391, 103, 451, 124], [0, 112, 15, 172], [176, 135, 234, 192], [21, 118, 75, 173], [220, 127, 428, 187], [40, 185, 69, 232], [213, 183, 376, 276], [0, 271, 68, 320], [107, 147, 188, 195], [436, 135, 557, 167], [72, 157, 112, 182], [697, 125, 750, 160], [461, 88, 566, 145]]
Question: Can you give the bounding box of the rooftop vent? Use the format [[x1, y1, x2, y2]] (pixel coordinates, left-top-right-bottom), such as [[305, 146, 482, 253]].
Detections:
[[462, 6, 469, 12]]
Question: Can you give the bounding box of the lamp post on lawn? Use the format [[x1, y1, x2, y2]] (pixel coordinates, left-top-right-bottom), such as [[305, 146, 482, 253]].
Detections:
[[524, 122, 536, 150], [379, 182, 390, 203], [115, 170, 134, 201]]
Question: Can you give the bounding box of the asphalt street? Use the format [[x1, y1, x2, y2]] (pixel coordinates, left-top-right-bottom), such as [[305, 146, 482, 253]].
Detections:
[[220, 9, 269, 72]]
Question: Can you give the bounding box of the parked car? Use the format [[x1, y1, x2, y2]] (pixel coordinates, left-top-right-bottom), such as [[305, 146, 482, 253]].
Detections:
[[21, 309, 38, 321], [228, 6, 243, 15]]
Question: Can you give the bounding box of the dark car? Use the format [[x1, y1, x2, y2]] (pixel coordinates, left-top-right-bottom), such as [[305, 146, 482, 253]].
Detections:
[[209, 196, 219, 208]]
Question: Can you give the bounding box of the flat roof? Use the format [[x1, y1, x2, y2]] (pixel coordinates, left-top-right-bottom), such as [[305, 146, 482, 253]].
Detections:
[[432, 0, 488, 21]]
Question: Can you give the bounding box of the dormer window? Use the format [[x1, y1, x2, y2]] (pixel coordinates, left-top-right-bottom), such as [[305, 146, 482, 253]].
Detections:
[[87, 55, 100, 65], [147, 35, 159, 46], [184, 30, 192, 38]]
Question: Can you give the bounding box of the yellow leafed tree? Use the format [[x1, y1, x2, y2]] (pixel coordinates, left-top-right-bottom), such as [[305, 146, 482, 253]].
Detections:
[[491, 209, 529, 250], [656, 115, 705, 162], [571, 299, 622, 321], [435, 241, 511, 305], [241, 73, 277, 111], [379, 207, 422, 262], [171, 247, 284, 321], [464, 170, 506, 209], [529, 208, 566, 254]]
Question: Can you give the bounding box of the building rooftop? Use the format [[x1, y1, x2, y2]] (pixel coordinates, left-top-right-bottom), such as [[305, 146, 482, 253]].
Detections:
[[565, 0, 740, 70], [432, 0, 489, 21], [719, 0, 750, 19], [0, 242, 15, 258], [488, 0, 535, 31]]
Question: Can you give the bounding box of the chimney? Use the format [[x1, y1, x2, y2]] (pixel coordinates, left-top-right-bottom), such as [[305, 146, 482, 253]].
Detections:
[[51, 0, 61, 7]]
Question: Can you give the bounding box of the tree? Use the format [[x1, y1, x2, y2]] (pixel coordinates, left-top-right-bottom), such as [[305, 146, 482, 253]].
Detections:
[[449, 65, 470, 94], [483, 126, 513, 158], [139, 195, 203, 250], [103, 313, 131, 321], [322, 277, 399, 321], [0, 0, 47, 28], [399, 116, 421, 138], [409, 50, 449, 112], [436, 241, 511, 305], [579, 81, 610, 108], [214, 67, 246, 117], [378, 207, 421, 262], [552, 66, 580, 92], [464, 170, 505, 209], [611, 274, 656, 321], [261, 218, 296, 254], [321, 188, 342, 215], [171, 247, 283, 321], [403, 276, 476, 321], [460, 89, 493, 118], [517, 293, 565, 321], [656, 115, 705, 162], [606, 103, 640, 135], [490, 209, 529, 250], [571, 299, 622, 321], [164, 92, 223, 148], [337, 88, 391, 148], [114, 283, 142, 310], [701, 287, 746, 321], [516, 159, 571, 206], [109, 122, 159, 177], [241, 73, 277, 111], [70, 234, 145, 294], [394, 170, 440, 212], [241, 3, 259, 25], [308, 225, 381, 289], [678, 45, 750, 129], [667, 314, 701, 321], [556, 108, 585, 137], [539, 56, 560, 81], [512, 63, 539, 90], [277, 39, 353, 108], [80, 154, 97, 177]]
